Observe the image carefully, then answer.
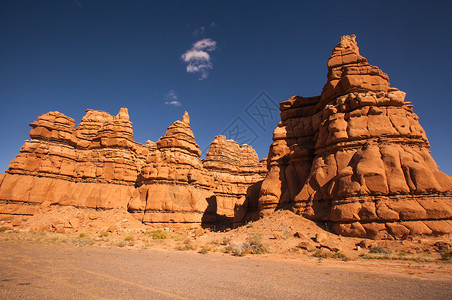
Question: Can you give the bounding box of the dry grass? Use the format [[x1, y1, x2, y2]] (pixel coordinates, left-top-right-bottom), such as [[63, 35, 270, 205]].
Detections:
[[176, 238, 198, 251], [224, 233, 270, 256], [362, 251, 436, 262], [0, 228, 450, 264], [198, 244, 212, 254], [146, 230, 168, 239]]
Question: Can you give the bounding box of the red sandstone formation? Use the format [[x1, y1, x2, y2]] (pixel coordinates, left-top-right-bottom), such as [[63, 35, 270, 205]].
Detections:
[[128, 112, 215, 227], [249, 35, 452, 238], [0, 108, 140, 215], [0, 110, 265, 231], [203, 135, 267, 225]]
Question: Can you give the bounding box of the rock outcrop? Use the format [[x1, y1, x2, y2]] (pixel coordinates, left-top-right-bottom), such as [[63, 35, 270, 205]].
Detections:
[[127, 112, 216, 228], [249, 35, 452, 238], [0, 110, 266, 231], [203, 135, 267, 226], [0, 108, 140, 220]]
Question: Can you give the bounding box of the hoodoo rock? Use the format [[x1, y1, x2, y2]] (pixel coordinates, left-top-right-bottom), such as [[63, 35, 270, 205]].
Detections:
[[0, 110, 266, 230], [0, 108, 141, 214], [128, 112, 215, 227], [203, 135, 267, 226], [244, 35, 452, 238]]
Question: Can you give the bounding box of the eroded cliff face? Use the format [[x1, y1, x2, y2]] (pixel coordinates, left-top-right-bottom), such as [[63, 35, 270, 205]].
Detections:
[[252, 35, 452, 238], [127, 112, 215, 228], [203, 135, 267, 227], [0, 108, 140, 214], [0, 110, 266, 230]]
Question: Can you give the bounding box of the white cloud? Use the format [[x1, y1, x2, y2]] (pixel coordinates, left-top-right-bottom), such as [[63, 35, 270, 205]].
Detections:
[[164, 90, 182, 107], [181, 49, 210, 61], [193, 39, 216, 51], [181, 38, 217, 80]]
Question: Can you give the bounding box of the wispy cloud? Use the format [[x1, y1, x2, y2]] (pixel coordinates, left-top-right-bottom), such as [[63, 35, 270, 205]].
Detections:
[[164, 90, 182, 107], [193, 26, 206, 37], [193, 22, 217, 37], [181, 38, 217, 80]]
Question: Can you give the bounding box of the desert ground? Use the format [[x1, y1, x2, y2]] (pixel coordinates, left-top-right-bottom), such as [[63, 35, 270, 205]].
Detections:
[[1, 210, 451, 299]]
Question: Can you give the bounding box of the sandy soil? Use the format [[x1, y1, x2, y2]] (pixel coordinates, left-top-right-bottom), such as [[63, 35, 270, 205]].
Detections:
[[1, 210, 452, 282], [0, 238, 451, 299]]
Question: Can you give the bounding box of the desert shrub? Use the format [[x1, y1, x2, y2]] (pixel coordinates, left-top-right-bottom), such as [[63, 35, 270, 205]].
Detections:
[[117, 240, 127, 247], [210, 239, 220, 246], [73, 237, 95, 247], [99, 232, 109, 238], [79, 232, 88, 238], [221, 237, 232, 245], [0, 227, 7, 233], [311, 249, 330, 259], [369, 246, 392, 255], [246, 233, 269, 254], [439, 250, 452, 261], [176, 238, 197, 251], [332, 251, 349, 261], [225, 233, 269, 256], [247, 232, 263, 245], [226, 242, 250, 256], [147, 230, 168, 239], [124, 235, 134, 242], [198, 244, 212, 254]]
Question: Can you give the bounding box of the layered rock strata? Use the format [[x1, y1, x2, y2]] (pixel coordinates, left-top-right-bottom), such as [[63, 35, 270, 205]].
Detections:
[[252, 35, 452, 238], [203, 135, 267, 226], [127, 112, 216, 227], [0, 108, 141, 223], [0, 110, 266, 230]]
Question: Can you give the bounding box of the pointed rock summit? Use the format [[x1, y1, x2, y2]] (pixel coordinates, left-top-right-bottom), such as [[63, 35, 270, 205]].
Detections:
[[156, 111, 201, 159], [322, 34, 390, 102], [242, 35, 452, 238], [0, 108, 266, 230], [182, 111, 190, 125]]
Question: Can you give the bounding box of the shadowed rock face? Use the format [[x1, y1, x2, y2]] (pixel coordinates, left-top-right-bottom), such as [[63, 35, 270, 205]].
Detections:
[[203, 135, 267, 227], [251, 35, 452, 238], [0, 110, 266, 229]]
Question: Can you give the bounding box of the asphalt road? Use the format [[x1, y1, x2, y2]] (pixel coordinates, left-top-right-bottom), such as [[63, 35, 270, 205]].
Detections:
[[0, 240, 451, 299]]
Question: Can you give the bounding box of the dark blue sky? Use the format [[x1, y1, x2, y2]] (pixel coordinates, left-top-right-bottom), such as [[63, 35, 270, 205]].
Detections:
[[1, 0, 451, 175]]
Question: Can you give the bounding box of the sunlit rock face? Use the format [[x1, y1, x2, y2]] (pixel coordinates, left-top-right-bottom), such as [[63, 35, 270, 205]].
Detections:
[[1, 108, 141, 214], [0, 110, 266, 230], [250, 35, 452, 238]]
